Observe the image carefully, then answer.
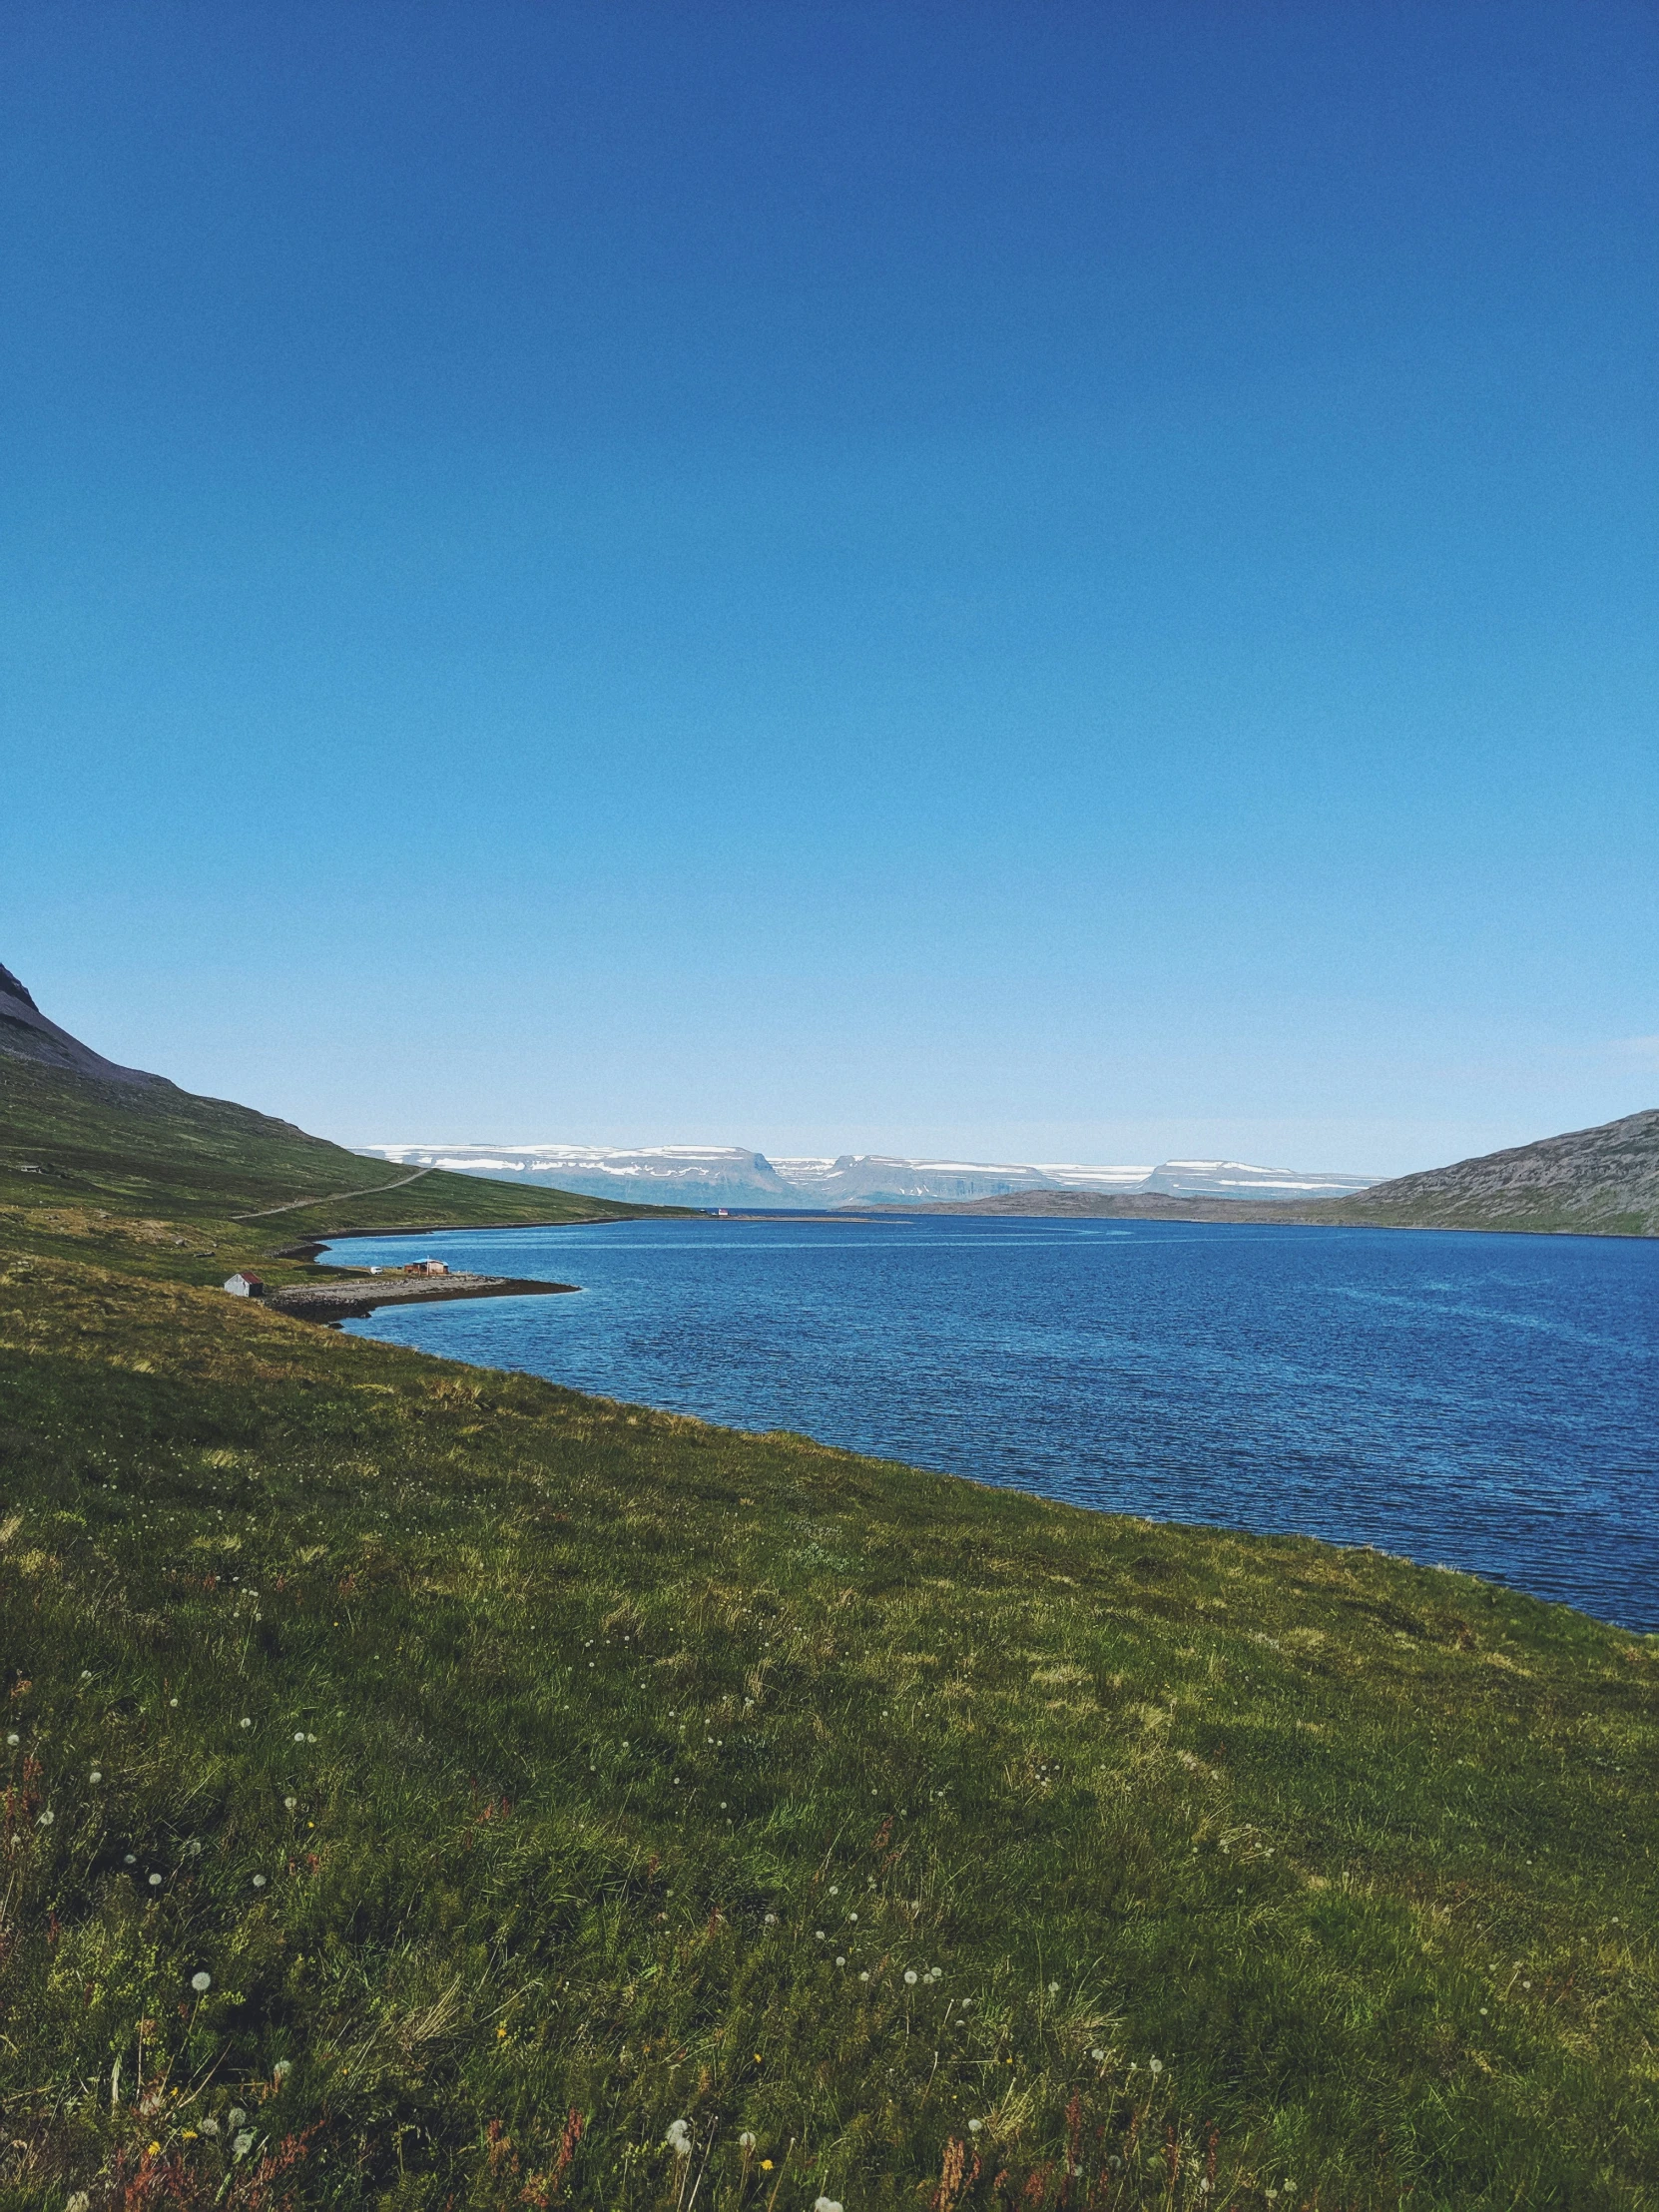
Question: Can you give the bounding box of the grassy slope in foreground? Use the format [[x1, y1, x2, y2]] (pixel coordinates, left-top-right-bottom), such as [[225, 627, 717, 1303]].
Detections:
[[0, 1245, 1655, 2210]]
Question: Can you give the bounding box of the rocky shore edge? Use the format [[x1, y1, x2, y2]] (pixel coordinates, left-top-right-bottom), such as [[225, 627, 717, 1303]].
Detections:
[[266, 1273, 577, 1325]]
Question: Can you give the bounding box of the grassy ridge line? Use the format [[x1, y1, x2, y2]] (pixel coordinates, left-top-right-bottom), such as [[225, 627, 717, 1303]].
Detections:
[[0, 1240, 1654, 2210], [0, 1054, 683, 1293]]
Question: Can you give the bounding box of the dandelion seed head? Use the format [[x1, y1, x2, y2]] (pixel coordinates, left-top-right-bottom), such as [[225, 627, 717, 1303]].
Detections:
[[4, 1733, 16, 1746], [191, 1971, 212, 1992], [666, 2119, 692, 2156], [239, 1718, 252, 1730], [283, 1796, 296, 1810], [37, 1808, 55, 1827], [229, 2108, 247, 2126], [253, 1874, 267, 1888], [90, 1770, 103, 1783], [148, 1873, 161, 1886], [904, 1968, 917, 1985], [814, 2198, 843, 2212], [232, 2131, 255, 2160], [739, 2132, 756, 2151]]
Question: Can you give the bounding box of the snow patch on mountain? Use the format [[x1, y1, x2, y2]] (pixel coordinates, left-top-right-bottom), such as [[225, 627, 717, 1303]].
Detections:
[[357, 1142, 1380, 1208]]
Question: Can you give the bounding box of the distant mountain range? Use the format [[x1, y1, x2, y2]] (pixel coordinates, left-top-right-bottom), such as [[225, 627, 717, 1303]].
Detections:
[[927, 1109, 1659, 1239], [354, 1141, 1382, 1210], [6, 956, 1654, 1238]]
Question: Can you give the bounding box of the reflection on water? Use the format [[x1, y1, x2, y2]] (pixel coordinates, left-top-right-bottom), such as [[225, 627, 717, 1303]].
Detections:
[[326, 1217, 1659, 1630]]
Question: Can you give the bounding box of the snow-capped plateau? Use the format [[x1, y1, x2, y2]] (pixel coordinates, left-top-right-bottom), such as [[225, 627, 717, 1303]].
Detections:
[[356, 1142, 1380, 1210]]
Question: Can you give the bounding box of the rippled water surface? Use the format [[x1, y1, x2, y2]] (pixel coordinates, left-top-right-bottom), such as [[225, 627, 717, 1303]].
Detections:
[[327, 1218, 1659, 1629]]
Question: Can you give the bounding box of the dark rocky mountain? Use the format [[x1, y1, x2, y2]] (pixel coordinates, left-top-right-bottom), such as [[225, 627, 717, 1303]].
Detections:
[[0, 962, 162, 1086], [1334, 1107, 1659, 1237]]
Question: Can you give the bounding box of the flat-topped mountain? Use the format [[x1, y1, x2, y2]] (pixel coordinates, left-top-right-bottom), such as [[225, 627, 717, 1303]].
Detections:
[[359, 1140, 1380, 1210]]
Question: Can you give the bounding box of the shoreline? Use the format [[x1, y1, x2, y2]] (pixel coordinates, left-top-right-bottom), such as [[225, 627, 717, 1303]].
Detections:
[[266, 1272, 577, 1325]]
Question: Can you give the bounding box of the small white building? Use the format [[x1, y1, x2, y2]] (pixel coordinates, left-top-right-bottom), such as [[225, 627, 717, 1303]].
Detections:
[[224, 1272, 265, 1298]]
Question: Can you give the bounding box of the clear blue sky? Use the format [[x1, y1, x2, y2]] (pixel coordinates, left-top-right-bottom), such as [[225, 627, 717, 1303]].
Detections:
[[4, 2, 1655, 1174]]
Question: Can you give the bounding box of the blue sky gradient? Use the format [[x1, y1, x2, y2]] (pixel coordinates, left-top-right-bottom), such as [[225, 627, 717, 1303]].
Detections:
[[4, 2, 1655, 1171]]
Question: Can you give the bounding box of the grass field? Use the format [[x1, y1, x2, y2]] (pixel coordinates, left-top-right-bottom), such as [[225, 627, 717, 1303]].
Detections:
[[1, 1059, 1655, 2209]]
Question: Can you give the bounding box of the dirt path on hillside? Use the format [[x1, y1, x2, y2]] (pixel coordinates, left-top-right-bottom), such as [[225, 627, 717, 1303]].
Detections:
[[235, 1165, 437, 1221]]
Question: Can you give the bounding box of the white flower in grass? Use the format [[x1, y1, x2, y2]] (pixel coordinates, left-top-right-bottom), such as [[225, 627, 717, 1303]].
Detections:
[[192, 1971, 212, 1992], [239, 1718, 252, 1730], [739, 2132, 756, 2152], [294, 1732, 306, 1742], [283, 1796, 296, 1811], [665, 2120, 692, 2156], [835, 1956, 845, 1967], [253, 1874, 267, 1889], [148, 1873, 162, 1887], [199, 2117, 219, 2137], [169, 1698, 179, 1708], [229, 2108, 247, 2126], [1148, 2056, 1164, 2076], [273, 2059, 290, 2077], [858, 1971, 868, 1982], [232, 2130, 256, 2160], [814, 2197, 843, 2211], [90, 1770, 103, 1784], [36, 1809, 54, 1828], [968, 2119, 982, 2134], [764, 1913, 777, 1926], [5, 1733, 16, 1747], [81, 1669, 93, 1680], [903, 1969, 917, 1985], [124, 1854, 137, 1866], [65, 2194, 91, 2212]]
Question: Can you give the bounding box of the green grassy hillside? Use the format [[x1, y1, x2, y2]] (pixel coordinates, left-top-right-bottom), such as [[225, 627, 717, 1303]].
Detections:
[[0, 1054, 674, 1292], [2, 1048, 1655, 2207], [0, 1238, 1653, 2207]]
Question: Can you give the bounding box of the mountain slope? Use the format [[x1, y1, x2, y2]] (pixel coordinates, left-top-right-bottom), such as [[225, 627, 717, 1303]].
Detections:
[[1329, 1107, 1659, 1237], [0, 960, 161, 1086], [0, 964, 676, 1265], [922, 1111, 1659, 1237]]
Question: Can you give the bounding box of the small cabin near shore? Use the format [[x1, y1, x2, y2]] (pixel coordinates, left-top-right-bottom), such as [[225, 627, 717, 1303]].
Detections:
[[404, 1258, 450, 1277], [223, 1272, 265, 1298]]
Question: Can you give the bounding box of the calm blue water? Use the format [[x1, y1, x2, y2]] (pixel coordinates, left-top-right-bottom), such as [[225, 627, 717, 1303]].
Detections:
[[325, 1218, 1659, 1630]]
